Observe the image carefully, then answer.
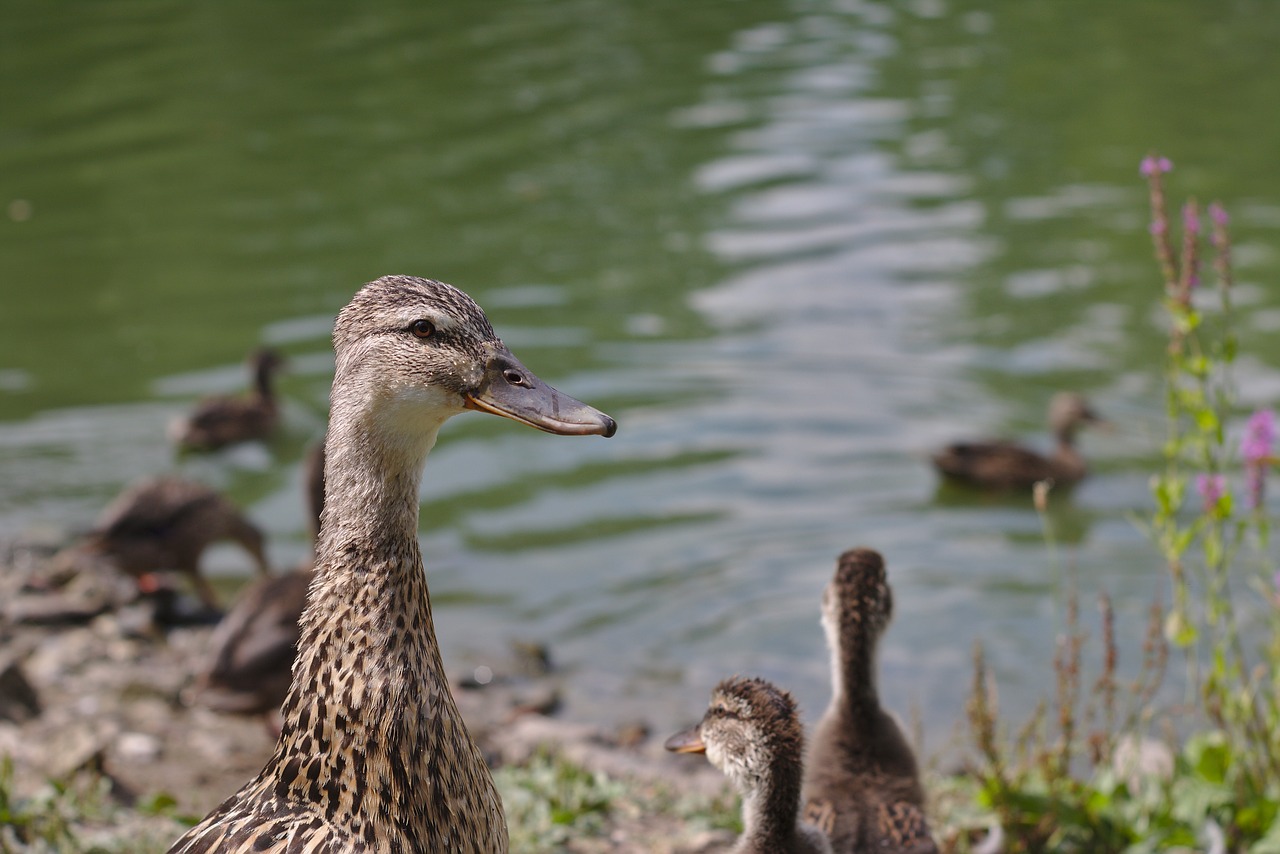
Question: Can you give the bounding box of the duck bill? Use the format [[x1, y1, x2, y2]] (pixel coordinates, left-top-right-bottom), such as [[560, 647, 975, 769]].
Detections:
[[663, 727, 706, 754], [463, 347, 617, 438]]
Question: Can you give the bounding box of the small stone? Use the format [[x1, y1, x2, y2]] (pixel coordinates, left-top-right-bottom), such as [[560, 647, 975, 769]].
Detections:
[[117, 731, 163, 763], [0, 655, 41, 722]]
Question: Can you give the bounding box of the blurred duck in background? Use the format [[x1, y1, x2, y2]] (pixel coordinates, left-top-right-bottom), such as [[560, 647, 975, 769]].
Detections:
[[931, 392, 1105, 491], [193, 441, 324, 724], [170, 348, 285, 451], [45, 477, 270, 610]]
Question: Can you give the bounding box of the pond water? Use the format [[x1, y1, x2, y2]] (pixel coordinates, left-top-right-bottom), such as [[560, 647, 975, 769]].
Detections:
[[4, 0, 1280, 747]]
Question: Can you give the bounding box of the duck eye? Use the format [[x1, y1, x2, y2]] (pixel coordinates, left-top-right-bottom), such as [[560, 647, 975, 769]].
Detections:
[[410, 319, 436, 339]]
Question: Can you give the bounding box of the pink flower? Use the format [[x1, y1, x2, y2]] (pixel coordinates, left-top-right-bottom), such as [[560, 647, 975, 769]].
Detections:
[[1140, 155, 1173, 177], [1242, 410, 1276, 464], [1183, 202, 1200, 237], [1209, 202, 1229, 228], [1196, 474, 1226, 513], [1242, 410, 1276, 510]]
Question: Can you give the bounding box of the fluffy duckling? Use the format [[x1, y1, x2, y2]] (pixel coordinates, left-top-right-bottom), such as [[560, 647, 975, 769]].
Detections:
[[193, 441, 325, 721], [667, 676, 832, 854], [170, 348, 284, 451], [167, 275, 615, 853], [803, 549, 936, 854], [61, 476, 269, 609], [931, 392, 1103, 490]]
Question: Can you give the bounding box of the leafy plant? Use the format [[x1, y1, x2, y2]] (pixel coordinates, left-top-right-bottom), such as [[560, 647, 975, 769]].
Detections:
[[937, 158, 1280, 852]]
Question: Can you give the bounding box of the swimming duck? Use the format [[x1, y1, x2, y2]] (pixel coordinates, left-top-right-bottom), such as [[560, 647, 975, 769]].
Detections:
[[667, 676, 832, 854], [193, 441, 325, 721], [170, 348, 285, 451], [167, 275, 616, 854], [931, 392, 1103, 490], [62, 476, 269, 609], [802, 549, 936, 854]]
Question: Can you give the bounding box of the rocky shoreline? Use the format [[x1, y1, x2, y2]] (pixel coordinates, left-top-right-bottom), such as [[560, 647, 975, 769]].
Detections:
[[0, 540, 737, 853]]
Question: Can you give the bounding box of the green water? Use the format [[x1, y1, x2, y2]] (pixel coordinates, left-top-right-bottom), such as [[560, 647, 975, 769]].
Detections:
[[4, 0, 1280, 738]]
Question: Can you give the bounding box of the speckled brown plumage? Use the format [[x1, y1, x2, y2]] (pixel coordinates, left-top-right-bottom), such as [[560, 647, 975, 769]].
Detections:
[[931, 392, 1103, 490], [171, 348, 284, 451], [168, 275, 615, 854], [667, 677, 831, 854], [802, 548, 936, 854], [73, 476, 269, 608]]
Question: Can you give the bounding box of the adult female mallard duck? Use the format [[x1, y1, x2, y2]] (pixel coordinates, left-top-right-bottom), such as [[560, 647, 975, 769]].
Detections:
[[68, 476, 270, 609], [802, 549, 936, 854], [667, 676, 831, 854], [170, 348, 285, 451], [193, 442, 325, 722], [931, 392, 1104, 490], [168, 275, 615, 854]]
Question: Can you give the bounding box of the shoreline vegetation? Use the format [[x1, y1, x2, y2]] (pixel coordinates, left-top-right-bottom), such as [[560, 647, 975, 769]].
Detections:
[[4, 159, 1279, 852]]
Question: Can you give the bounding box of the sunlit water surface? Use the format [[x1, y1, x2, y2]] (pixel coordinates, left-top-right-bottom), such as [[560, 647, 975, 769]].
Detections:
[[4, 0, 1280, 748]]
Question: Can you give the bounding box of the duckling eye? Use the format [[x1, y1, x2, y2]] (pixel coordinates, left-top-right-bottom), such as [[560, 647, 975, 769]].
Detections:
[[410, 319, 436, 339]]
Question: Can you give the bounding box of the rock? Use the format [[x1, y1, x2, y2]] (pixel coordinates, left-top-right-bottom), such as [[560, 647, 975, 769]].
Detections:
[[0, 653, 40, 722]]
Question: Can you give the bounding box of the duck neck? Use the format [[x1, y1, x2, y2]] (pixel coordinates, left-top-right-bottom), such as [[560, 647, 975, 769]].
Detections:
[[265, 406, 500, 841], [253, 358, 276, 402], [827, 629, 881, 733], [1052, 432, 1086, 478], [739, 758, 805, 852]]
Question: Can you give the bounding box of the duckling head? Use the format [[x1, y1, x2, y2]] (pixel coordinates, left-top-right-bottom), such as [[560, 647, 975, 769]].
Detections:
[[329, 275, 616, 453], [821, 548, 893, 658], [665, 676, 804, 795]]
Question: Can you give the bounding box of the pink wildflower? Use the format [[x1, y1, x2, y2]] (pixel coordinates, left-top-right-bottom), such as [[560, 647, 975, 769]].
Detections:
[[1140, 155, 1173, 177], [1242, 410, 1276, 510], [1196, 474, 1225, 513]]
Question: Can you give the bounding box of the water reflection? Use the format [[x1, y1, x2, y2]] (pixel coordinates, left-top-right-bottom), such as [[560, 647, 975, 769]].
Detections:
[[3, 0, 1280, 743]]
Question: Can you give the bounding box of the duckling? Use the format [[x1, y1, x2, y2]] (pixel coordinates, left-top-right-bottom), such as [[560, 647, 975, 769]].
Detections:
[[193, 441, 325, 721], [60, 476, 270, 610], [803, 548, 936, 854], [167, 275, 616, 854], [170, 348, 284, 451], [667, 676, 832, 854], [931, 392, 1104, 490]]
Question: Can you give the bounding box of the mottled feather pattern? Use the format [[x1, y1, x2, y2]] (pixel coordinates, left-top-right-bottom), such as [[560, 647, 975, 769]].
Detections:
[[804, 549, 937, 854], [169, 277, 525, 853]]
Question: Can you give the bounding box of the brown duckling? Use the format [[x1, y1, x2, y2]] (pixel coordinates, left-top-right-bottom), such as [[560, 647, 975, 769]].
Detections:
[[931, 392, 1104, 490], [803, 549, 936, 854], [167, 275, 616, 853], [58, 476, 269, 610], [667, 676, 832, 854], [170, 348, 284, 451], [193, 441, 325, 721]]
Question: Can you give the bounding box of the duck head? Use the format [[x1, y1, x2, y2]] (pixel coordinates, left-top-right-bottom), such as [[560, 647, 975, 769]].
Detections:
[[1048, 392, 1104, 443], [821, 548, 893, 658], [330, 275, 617, 444], [665, 676, 803, 794]]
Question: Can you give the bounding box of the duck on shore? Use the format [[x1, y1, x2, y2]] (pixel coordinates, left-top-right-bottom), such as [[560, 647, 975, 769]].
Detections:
[[170, 348, 285, 451], [52, 476, 270, 610], [802, 548, 936, 854], [667, 676, 831, 854], [192, 441, 325, 723], [931, 392, 1104, 490], [167, 275, 615, 853]]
